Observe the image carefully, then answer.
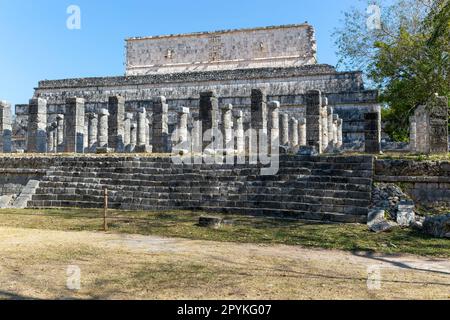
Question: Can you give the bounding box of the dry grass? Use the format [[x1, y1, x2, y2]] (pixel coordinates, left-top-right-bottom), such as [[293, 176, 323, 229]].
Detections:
[[0, 208, 448, 257], [0, 227, 449, 300]]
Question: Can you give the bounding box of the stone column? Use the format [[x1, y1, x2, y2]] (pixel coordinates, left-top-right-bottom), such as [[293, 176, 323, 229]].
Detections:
[[409, 116, 417, 152], [146, 112, 153, 147], [27, 98, 47, 153], [130, 123, 137, 152], [279, 113, 289, 146], [321, 97, 329, 152], [298, 118, 306, 146], [337, 118, 343, 149], [136, 107, 149, 152], [199, 91, 219, 151], [51, 124, 57, 153], [87, 113, 98, 153], [428, 96, 448, 154], [123, 113, 132, 152], [0, 101, 12, 153], [83, 116, 89, 152], [64, 97, 85, 153], [174, 106, 190, 154], [233, 110, 245, 154], [97, 108, 109, 150], [108, 96, 125, 152], [56, 114, 65, 153], [268, 101, 280, 153], [332, 115, 339, 147], [327, 106, 334, 149], [191, 117, 202, 155], [305, 90, 323, 154], [251, 89, 268, 153], [364, 112, 381, 154], [47, 124, 56, 153], [289, 117, 299, 149], [152, 96, 169, 153], [221, 104, 233, 153]]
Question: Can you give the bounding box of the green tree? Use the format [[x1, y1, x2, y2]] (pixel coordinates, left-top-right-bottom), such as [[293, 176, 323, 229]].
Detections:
[[334, 0, 449, 141]]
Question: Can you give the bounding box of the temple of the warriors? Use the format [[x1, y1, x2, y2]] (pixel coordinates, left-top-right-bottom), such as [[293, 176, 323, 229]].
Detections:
[[12, 24, 379, 150], [0, 24, 449, 226]]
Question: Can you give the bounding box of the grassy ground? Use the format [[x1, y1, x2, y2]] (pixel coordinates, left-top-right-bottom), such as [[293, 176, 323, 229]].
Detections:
[[1, 226, 449, 299], [0, 208, 448, 257]]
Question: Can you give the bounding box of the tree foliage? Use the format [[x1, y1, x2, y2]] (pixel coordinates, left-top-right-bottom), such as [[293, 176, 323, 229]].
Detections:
[[334, 0, 450, 141]]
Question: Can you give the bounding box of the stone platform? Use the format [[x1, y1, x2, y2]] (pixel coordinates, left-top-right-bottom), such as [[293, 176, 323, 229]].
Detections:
[[19, 155, 374, 223]]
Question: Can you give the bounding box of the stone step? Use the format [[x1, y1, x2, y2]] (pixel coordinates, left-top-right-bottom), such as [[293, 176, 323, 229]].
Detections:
[[35, 181, 371, 200], [50, 160, 373, 172], [33, 187, 370, 207], [40, 174, 372, 188], [30, 192, 368, 215], [26, 200, 367, 224], [37, 179, 371, 192]]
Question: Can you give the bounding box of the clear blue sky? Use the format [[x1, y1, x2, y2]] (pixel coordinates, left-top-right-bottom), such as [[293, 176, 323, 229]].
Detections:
[[0, 0, 366, 107]]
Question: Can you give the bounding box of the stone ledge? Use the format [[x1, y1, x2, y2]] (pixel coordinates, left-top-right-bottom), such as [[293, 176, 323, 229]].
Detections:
[[375, 175, 450, 183]]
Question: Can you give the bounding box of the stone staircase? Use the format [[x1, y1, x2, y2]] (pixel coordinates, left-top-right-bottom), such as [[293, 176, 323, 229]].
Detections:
[[28, 155, 374, 223]]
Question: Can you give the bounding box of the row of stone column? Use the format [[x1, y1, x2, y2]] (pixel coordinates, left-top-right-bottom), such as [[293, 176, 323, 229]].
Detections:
[[172, 89, 344, 155], [24, 96, 171, 154], [2, 89, 346, 155]]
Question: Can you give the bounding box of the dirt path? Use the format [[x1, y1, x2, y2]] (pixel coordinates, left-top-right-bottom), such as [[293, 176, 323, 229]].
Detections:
[[0, 227, 449, 300]]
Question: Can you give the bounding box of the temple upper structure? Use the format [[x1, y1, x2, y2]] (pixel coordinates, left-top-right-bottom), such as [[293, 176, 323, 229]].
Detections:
[[125, 24, 318, 75]]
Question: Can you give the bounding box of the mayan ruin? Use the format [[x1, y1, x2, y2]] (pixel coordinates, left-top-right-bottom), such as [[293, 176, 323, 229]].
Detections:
[[0, 0, 448, 303]]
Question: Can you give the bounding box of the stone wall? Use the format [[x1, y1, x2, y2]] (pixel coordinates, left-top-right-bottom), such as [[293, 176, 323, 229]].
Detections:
[[126, 24, 317, 75], [375, 159, 450, 207], [0, 157, 53, 196]]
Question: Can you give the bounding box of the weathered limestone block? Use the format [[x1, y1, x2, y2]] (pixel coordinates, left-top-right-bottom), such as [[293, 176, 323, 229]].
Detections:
[[233, 110, 245, 154], [27, 98, 48, 153], [199, 91, 219, 151], [305, 90, 323, 154], [422, 214, 450, 238], [364, 112, 381, 154], [289, 117, 299, 149], [221, 104, 233, 153], [56, 114, 65, 152], [298, 118, 306, 147], [414, 95, 448, 154], [280, 113, 289, 146], [396, 201, 415, 227], [0, 101, 12, 153], [108, 96, 125, 152], [152, 96, 170, 153], [198, 216, 223, 229], [64, 97, 85, 153], [87, 113, 98, 153], [97, 108, 109, 149]]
